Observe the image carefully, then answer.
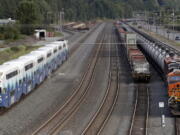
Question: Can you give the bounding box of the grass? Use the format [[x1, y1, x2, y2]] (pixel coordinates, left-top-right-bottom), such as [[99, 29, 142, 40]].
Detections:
[[54, 32, 63, 37], [46, 29, 63, 37], [0, 45, 40, 64], [140, 27, 180, 47], [4, 34, 27, 44]]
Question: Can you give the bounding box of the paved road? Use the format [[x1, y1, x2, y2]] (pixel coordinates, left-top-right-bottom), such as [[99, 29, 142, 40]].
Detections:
[[148, 65, 174, 135]]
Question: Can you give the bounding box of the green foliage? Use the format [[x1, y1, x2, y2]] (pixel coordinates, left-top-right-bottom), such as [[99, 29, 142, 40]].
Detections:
[[0, 24, 20, 40], [4, 25, 20, 40], [0, 45, 40, 64], [0, 0, 178, 24], [16, 0, 40, 35]]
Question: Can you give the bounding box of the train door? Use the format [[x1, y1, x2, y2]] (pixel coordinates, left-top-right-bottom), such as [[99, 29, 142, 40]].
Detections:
[[24, 62, 34, 94], [6, 69, 19, 106], [36, 57, 44, 84]]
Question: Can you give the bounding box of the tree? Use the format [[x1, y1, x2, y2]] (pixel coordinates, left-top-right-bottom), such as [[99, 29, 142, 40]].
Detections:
[[16, 0, 39, 35]]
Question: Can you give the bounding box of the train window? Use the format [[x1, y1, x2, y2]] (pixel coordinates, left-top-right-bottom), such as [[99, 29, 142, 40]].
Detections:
[[25, 63, 33, 71], [6, 70, 18, 80], [19, 79, 22, 84], [10, 90, 15, 96], [63, 44, 66, 48], [38, 57, 44, 63], [54, 49, 57, 53], [47, 53, 52, 58], [59, 46, 62, 50]]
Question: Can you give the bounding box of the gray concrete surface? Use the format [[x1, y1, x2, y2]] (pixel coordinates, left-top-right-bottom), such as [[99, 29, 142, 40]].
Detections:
[[147, 66, 175, 135], [101, 30, 135, 135], [0, 23, 105, 135], [57, 23, 111, 135]]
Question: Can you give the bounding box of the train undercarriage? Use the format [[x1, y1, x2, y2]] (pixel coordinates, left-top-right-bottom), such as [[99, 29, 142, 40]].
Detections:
[[169, 97, 180, 115], [132, 73, 151, 82]]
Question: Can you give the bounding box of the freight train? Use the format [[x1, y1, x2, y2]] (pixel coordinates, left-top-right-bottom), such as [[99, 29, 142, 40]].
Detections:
[[126, 24, 180, 114], [0, 40, 68, 108], [115, 23, 150, 81]]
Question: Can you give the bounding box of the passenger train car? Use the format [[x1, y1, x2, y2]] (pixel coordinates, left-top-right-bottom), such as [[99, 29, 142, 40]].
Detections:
[[0, 40, 68, 108]]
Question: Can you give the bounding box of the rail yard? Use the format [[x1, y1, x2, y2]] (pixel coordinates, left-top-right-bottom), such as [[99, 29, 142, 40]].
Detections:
[[0, 20, 179, 135]]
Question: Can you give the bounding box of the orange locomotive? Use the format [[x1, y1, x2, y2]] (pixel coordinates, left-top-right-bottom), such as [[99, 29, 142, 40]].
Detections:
[[137, 35, 180, 114], [165, 56, 180, 112], [116, 21, 180, 114]]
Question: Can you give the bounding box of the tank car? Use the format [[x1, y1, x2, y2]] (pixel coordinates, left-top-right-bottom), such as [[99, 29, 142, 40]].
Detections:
[[135, 28, 180, 114]]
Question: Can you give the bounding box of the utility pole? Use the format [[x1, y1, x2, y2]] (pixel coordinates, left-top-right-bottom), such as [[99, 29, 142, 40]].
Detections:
[[172, 9, 175, 40], [59, 8, 64, 33]]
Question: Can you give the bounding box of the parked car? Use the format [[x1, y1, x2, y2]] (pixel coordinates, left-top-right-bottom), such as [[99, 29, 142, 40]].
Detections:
[[175, 36, 180, 40]]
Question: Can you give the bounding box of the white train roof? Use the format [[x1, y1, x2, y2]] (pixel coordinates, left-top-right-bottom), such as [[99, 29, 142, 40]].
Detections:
[[0, 64, 19, 74], [53, 41, 64, 45], [31, 50, 48, 56], [37, 46, 53, 51], [45, 44, 58, 49], [19, 52, 43, 60], [46, 43, 60, 47], [38, 46, 54, 52], [3, 58, 34, 69]]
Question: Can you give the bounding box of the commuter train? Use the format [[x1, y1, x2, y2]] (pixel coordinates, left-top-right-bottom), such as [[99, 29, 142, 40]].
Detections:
[[0, 40, 68, 108], [115, 23, 150, 81], [129, 25, 180, 114]]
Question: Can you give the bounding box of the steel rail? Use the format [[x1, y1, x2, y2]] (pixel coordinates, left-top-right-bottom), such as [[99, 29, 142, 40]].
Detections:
[[97, 29, 120, 135], [81, 27, 119, 135], [129, 85, 149, 135], [175, 118, 180, 135], [32, 26, 107, 135]]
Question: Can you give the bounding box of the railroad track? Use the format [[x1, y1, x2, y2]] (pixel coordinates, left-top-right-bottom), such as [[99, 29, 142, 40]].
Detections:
[[80, 26, 120, 135], [69, 23, 102, 56], [129, 83, 149, 135], [175, 118, 180, 135], [0, 23, 103, 116], [31, 25, 107, 135]]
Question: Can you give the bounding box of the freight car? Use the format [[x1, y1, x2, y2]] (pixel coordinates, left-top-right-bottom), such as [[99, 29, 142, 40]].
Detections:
[[116, 24, 150, 81], [0, 40, 68, 108], [72, 23, 89, 31], [129, 25, 180, 114], [138, 38, 180, 112]]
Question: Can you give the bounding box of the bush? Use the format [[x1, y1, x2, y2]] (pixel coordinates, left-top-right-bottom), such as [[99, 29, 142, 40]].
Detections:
[[0, 34, 4, 40], [10, 46, 21, 52], [3, 25, 20, 40]]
